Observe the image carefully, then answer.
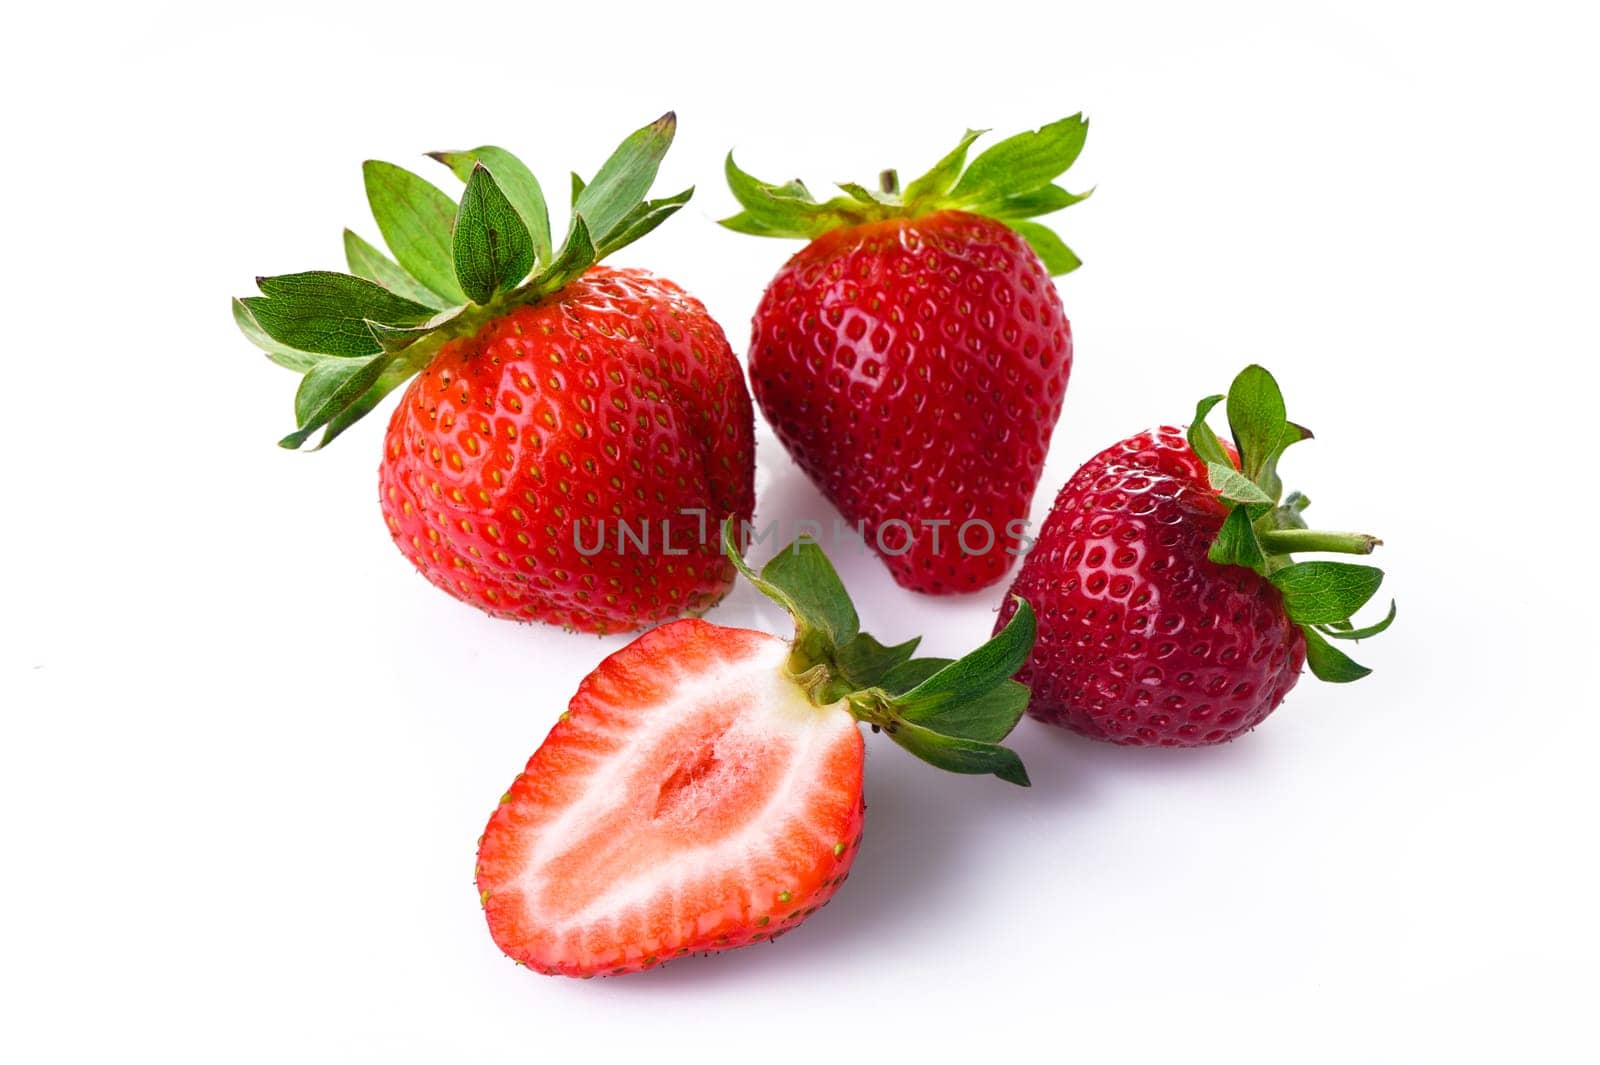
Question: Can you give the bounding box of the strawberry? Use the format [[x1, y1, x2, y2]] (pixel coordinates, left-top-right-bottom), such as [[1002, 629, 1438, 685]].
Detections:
[[477, 523, 1037, 976], [995, 366, 1395, 747], [234, 115, 755, 632], [722, 118, 1091, 594]]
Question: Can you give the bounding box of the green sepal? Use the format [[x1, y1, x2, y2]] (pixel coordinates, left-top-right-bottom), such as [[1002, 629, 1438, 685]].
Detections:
[[883, 657, 1030, 745], [452, 164, 536, 304], [361, 160, 467, 305], [887, 599, 1035, 719], [1004, 220, 1081, 277], [574, 112, 678, 246], [948, 114, 1089, 207], [1269, 561, 1384, 626], [315, 359, 415, 451], [278, 352, 394, 450], [570, 171, 585, 207], [594, 186, 694, 258], [722, 520, 1034, 785], [233, 297, 322, 373], [527, 214, 595, 297], [1318, 600, 1396, 641], [720, 115, 1089, 262], [243, 272, 435, 357], [1185, 365, 1393, 684], [883, 722, 1030, 787], [342, 229, 452, 310], [1208, 461, 1275, 506], [1208, 499, 1269, 571], [833, 632, 921, 691], [902, 128, 985, 206], [427, 146, 552, 266], [1301, 625, 1373, 683], [983, 185, 1092, 219]]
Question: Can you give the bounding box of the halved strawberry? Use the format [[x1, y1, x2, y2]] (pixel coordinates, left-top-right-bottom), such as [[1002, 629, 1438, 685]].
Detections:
[[476, 523, 1037, 977]]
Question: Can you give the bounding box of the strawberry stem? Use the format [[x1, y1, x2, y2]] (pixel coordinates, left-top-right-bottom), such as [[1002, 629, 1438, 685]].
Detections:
[[1257, 529, 1381, 556]]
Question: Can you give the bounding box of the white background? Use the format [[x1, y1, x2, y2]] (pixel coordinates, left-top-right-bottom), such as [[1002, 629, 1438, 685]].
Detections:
[[4, 1, 1596, 1061]]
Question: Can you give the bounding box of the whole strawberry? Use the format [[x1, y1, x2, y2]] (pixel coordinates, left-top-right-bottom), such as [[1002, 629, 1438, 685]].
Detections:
[[477, 524, 1036, 977], [996, 366, 1394, 746], [723, 118, 1090, 594], [234, 115, 755, 632]]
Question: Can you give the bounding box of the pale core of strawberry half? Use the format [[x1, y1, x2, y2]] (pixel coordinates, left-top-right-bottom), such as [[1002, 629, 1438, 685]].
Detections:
[[723, 117, 1091, 595], [475, 523, 1038, 977], [234, 113, 754, 633]]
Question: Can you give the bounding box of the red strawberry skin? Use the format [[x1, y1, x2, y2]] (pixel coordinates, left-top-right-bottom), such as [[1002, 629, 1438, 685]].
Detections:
[[476, 618, 866, 977], [995, 427, 1306, 746], [380, 266, 755, 632], [748, 210, 1072, 594]]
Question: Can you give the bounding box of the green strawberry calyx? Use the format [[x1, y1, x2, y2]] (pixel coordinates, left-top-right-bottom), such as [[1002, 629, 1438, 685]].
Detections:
[[232, 113, 692, 450], [1187, 365, 1397, 683], [720, 115, 1092, 277], [722, 520, 1035, 786]]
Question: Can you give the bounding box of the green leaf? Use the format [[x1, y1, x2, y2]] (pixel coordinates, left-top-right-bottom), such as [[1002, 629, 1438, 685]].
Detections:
[[1257, 420, 1312, 503], [891, 599, 1036, 715], [232, 297, 324, 373], [949, 114, 1089, 205], [983, 184, 1092, 220], [315, 359, 414, 450], [1208, 461, 1275, 505], [903, 129, 986, 206], [1187, 394, 1230, 467], [575, 112, 677, 244], [759, 537, 860, 649], [279, 352, 393, 450], [1226, 364, 1290, 482], [721, 152, 842, 239], [834, 632, 920, 690], [362, 161, 467, 305], [1270, 562, 1384, 626], [1267, 490, 1312, 531], [835, 181, 888, 206], [887, 723, 1030, 787], [1005, 220, 1081, 276], [529, 214, 595, 295], [427, 146, 552, 266], [1302, 625, 1373, 683], [593, 186, 694, 258], [342, 229, 451, 311], [452, 164, 536, 304], [243, 272, 434, 357], [364, 311, 461, 354], [879, 657, 951, 695], [899, 678, 1030, 744], [1319, 600, 1397, 641], [570, 171, 586, 208], [1209, 506, 1267, 571]]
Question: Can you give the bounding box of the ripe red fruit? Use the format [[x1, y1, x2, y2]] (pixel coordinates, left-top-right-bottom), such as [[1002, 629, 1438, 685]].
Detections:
[[996, 366, 1394, 747], [723, 118, 1091, 594], [477, 525, 1038, 977], [235, 115, 754, 632]]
